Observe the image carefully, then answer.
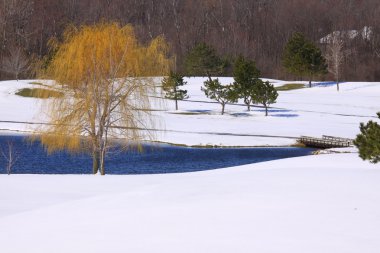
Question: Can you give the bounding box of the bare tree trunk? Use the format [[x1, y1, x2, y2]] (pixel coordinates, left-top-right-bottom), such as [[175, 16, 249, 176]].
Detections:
[[91, 132, 100, 174], [245, 98, 251, 111], [92, 148, 99, 174], [100, 149, 106, 175], [99, 136, 106, 176], [265, 104, 268, 116], [100, 133, 109, 176], [174, 85, 178, 110], [221, 102, 225, 115], [99, 114, 110, 175], [336, 65, 340, 92]]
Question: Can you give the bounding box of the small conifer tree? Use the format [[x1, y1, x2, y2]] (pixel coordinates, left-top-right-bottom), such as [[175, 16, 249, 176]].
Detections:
[[253, 80, 278, 116], [162, 72, 188, 110], [201, 78, 238, 115], [354, 112, 380, 163], [233, 55, 261, 111]]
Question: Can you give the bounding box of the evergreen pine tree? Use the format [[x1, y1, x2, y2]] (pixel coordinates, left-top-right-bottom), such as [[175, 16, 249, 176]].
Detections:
[[283, 32, 327, 87], [201, 78, 238, 115], [162, 72, 188, 110], [253, 80, 278, 116], [233, 55, 261, 111], [354, 112, 380, 163], [185, 42, 226, 81]]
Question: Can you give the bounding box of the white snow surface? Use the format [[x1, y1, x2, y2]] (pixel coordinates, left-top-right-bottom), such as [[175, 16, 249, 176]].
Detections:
[[0, 78, 379, 146], [0, 78, 380, 252], [0, 154, 379, 253]]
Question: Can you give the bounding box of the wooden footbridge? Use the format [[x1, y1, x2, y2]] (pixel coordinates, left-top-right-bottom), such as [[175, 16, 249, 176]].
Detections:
[[299, 135, 354, 148]]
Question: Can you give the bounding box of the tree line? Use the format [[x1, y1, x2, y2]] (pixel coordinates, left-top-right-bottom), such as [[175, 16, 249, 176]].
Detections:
[[1, 0, 380, 81]]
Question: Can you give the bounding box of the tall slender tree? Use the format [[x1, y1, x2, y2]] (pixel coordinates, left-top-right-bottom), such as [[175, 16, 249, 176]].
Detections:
[[325, 36, 345, 91]]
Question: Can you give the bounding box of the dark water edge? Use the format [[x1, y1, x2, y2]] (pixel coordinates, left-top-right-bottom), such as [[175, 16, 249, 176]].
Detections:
[[0, 136, 315, 175]]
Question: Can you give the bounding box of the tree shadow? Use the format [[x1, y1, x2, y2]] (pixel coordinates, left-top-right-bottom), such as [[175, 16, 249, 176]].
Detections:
[[230, 112, 252, 117], [170, 109, 213, 115], [312, 81, 345, 87], [271, 113, 299, 118], [265, 109, 292, 113], [256, 108, 299, 118], [187, 110, 212, 113]]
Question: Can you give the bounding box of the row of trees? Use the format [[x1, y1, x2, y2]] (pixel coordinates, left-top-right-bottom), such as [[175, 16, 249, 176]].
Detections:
[[163, 54, 278, 116], [1, 0, 380, 81], [202, 78, 278, 116]]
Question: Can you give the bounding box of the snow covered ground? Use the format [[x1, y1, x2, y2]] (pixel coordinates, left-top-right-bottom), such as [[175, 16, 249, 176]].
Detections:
[[0, 78, 379, 252], [0, 78, 378, 146], [159, 77, 380, 146], [0, 154, 379, 253]]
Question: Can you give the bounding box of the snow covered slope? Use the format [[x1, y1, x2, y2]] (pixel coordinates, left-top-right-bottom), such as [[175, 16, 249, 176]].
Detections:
[[0, 153, 379, 253]]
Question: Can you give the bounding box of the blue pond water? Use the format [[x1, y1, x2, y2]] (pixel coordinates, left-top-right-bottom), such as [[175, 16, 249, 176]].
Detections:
[[0, 136, 314, 174]]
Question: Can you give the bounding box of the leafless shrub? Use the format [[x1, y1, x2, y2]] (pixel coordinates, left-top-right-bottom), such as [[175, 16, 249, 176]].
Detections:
[[325, 36, 345, 91], [1, 46, 30, 80], [1, 140, 20, 175]]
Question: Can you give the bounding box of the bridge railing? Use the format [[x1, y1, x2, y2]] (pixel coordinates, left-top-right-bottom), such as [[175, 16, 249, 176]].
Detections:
[[299, 135, 354, 148]]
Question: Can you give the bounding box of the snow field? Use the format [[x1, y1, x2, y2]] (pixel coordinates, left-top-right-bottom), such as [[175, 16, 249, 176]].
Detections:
[[0, 154, 379, 253], [0, 78, 379, 146]]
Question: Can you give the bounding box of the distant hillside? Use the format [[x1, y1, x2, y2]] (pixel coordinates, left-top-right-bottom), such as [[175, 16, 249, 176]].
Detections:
[[0, 0, 379, 81]]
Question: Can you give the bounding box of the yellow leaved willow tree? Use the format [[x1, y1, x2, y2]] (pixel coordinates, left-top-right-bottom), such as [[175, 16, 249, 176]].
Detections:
[[37, 23, 171, 175]]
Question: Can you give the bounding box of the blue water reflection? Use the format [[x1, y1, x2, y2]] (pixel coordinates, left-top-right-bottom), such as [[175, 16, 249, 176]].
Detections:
[[0, 136, 314, 174]]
